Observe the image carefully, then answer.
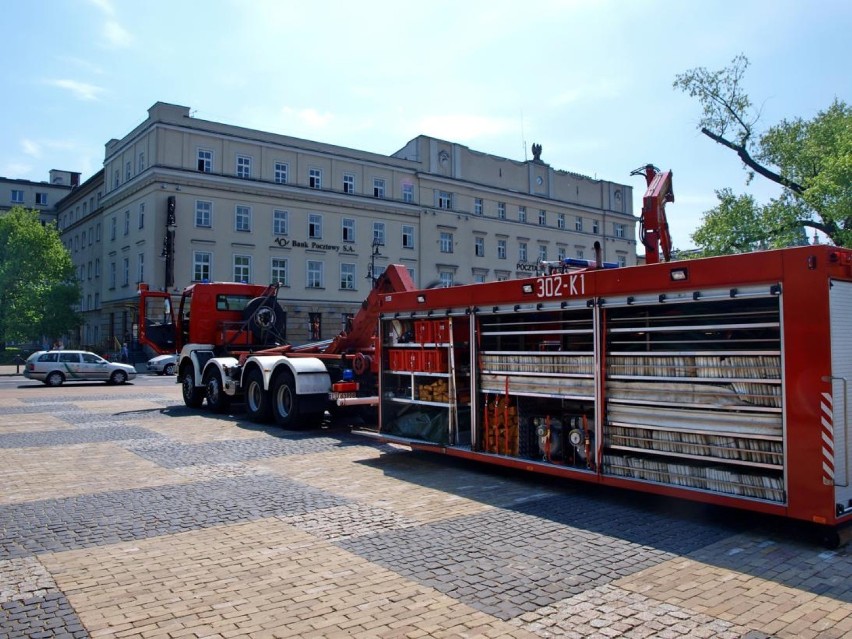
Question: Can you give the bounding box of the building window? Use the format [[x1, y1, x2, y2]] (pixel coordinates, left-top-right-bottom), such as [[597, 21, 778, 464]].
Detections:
[[309, 313, 322, 340], [437, 191, 452, 209], [195, 200, 212, 228], [439, 271, 454, 288], [402, 225, 415, 249], [108, 262, 116, 288], [538, 245, 547, 261], [35, 192, 48, 205], [193, 251, 211, 282], [11, 189, 23, 203], [473, 273, 486, 284], [440, 231, 453, 253], [81, 230, 87, 246], [307, 260, 324, 288], [138, 203, 145, 229], [518, 206, 527, 223], [309, 213, 322, 239], [343, 174, 355, 194], [124, 210, 130, 235], [271, 257, 288, 286], [373, 178, 386, 198], [236, 155, 252, 179], [125, 161, 131, 182], [614, 223, 625, 238], [309, 168, 322, 189], [539, 209, 546, 226], [113, 170, 119, 189], [519, 242, 528, 262], [235, 205, 251, 232], [137, 253, 144, 283], [406, 267, 415, 281], [342, 218, 355, 243], [497, 239, 507, 259], [273, 209, 288, 235], [618, 254, 627, 267], [557, 213, 565, 230], [138, 152, 145, 172], [274, 162, 288, 184], [372, 221, 385, 246], [402, 183, 413, 203], [197, 149, 212, 173], [497, 202, 506, 219], [576, 249, 585, 259], [475, 237, 485, 257], [233, 255, 251, 282], [96, 223, 101, 242], [122, 257, 130, 286], [575, 217, 584, 232], [558, 247, 566, 261], [340, 263, 356, 290], [87, 261, 92, 280], [593, 219, 599, 234], [110, 217, 116, 240], [95, 258, 100, 277], [474, 198, 483, 215]]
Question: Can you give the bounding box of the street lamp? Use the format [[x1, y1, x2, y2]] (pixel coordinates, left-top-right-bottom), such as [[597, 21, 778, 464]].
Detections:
[[161, 195, 177, 289], [367, 237, 383, 286]]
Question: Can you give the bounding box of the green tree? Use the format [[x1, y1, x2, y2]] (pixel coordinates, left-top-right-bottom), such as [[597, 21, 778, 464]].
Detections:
[[687, 189, 806, 257], [674, 54, 851, 248], [0, 207, 81, 347]]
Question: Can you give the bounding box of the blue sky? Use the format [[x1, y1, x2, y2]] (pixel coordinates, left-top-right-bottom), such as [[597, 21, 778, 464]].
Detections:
[[2, 0, 849, 249]]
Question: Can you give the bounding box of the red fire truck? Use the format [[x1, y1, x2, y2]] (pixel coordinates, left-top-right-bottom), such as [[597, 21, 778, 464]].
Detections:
[[368, 167, 852, 545]]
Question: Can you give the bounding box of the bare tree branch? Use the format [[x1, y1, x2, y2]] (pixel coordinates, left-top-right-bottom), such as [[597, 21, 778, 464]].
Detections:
[[700, 127, 805, 195]]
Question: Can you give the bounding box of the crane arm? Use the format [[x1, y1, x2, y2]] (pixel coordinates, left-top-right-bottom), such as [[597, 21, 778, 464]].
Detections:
[[631, 164, 674, 264]]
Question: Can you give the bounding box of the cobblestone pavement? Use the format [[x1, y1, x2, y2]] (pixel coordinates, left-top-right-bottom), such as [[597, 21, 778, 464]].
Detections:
[[1, 379, 851, 638]]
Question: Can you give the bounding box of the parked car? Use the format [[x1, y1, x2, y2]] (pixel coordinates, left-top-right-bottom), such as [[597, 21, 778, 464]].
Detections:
[[24, 350, 137, 386], [146, 353, 177, 376]]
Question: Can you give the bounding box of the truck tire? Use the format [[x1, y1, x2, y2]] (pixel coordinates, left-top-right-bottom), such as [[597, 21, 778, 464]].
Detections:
[[244, 297, 286, 345], [203, 368, 231, 414], [244, 368, 272, 422], [180, 366, 204, 408], [271, 369, 299, 427]]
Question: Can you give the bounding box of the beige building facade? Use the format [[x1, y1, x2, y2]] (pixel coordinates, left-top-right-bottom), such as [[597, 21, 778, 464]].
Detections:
[[57, 102, 636, 349], [1, 169, 78, 224]]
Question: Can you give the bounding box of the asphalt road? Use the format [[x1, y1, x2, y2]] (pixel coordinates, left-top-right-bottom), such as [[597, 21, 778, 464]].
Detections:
[[1, 378, 851, 638]]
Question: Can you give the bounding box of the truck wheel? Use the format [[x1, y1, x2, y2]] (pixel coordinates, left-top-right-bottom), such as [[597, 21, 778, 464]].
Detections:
[[204, 369, 231, 414], [180, 366, 204, 408], [45, 371, 65, 387], [271, 370, 298, 427], [244, 368, 272, 422]]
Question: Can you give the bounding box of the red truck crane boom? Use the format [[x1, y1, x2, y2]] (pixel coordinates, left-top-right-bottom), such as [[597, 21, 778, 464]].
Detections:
[[632, 164, 674, 264]]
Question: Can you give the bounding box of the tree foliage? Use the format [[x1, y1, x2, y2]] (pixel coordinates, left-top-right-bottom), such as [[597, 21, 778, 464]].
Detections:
[[674, 55, 851, 249], [0, 207, 81, 347]]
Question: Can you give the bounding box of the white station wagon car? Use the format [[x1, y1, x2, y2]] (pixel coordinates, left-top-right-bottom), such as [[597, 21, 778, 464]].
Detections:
[[24, 350, 137, 386], [146, 353, 177, 376]]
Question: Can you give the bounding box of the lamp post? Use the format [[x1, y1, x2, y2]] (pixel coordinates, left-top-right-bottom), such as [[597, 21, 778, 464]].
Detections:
[[367, 237, 382, 286], [161, 195, 176, 289]]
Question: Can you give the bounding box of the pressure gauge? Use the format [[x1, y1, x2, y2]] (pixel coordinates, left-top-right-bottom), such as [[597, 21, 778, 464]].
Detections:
[[568, 429, 584, 447]]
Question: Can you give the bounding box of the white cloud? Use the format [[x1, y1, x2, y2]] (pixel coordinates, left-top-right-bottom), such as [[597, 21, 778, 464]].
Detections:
[[21, 139, 41, 158], [87, 0, 115, 15], [280, 107, 335, 129], [46, 79, 106, 101], [103, 20, 133, 48]]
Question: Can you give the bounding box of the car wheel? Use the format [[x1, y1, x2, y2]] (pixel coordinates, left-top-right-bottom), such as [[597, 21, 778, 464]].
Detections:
[[271, 370, 299, 427], [164, 363, 175, 376], [203, 368, 231, 414], [180, 365, 205, 408], [244, 368, 272, 422], [45, 371, 65, 387], [109, 370, 128, 385]]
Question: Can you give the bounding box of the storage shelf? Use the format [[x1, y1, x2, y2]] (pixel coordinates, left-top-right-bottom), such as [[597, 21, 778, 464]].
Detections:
[[388, 397, 450, 407], [481, 369, 593, 379], [606, 419, 782, 441], [608, 375, 781, 384], [480, 389, 594, 401], [606, 444, 782, 470], [387, 370, 449, 378], [607, 397, 782, 414]]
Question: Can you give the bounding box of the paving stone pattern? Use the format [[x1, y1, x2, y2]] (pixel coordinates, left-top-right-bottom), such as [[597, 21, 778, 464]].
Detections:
[[1, 381, 851, 638]]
